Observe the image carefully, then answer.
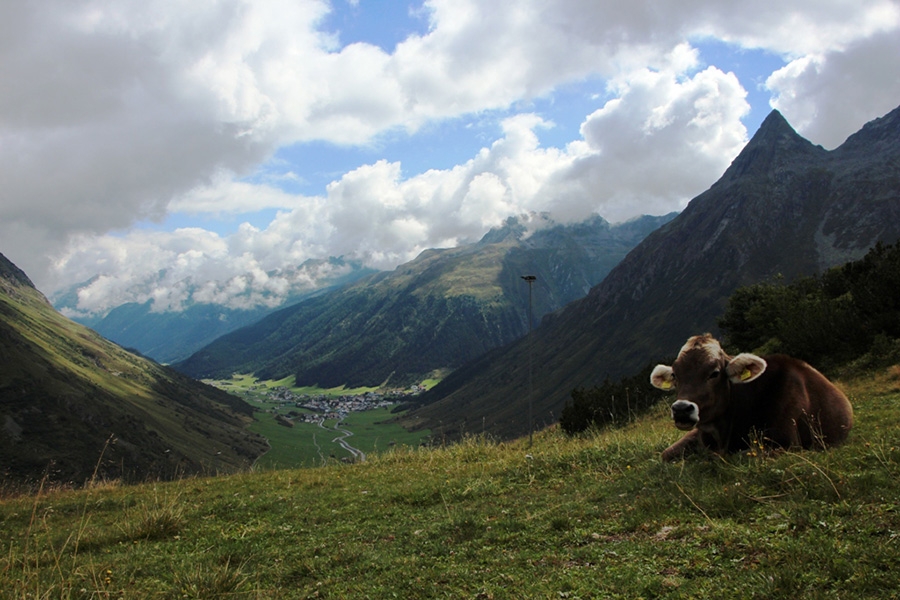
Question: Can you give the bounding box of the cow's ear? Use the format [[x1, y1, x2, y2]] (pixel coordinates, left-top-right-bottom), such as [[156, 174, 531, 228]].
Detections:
[[726, 353, 767, 384], [651, 364, 675, 390]]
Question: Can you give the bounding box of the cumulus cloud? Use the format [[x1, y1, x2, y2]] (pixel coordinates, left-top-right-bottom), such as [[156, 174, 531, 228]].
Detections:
[[766, 29, 900, 148], [55, 226, 361, 315], [2, 0, 898, 312], [538, 45, 750, 222], [55, 46, 752, 314]]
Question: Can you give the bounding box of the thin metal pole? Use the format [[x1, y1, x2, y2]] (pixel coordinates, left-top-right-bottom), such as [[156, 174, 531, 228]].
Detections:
[[521, 275, 536, 447]]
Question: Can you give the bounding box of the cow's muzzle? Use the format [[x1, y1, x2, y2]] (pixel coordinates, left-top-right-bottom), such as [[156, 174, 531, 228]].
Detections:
[[671, 400, 699, 430]]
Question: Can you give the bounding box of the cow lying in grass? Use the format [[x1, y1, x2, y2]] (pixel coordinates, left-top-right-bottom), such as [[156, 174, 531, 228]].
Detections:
[[650, 334, 853, 462]]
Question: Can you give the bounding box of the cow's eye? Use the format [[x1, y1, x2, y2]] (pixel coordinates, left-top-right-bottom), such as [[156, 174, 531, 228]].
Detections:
[[708, 370, 721, 380]]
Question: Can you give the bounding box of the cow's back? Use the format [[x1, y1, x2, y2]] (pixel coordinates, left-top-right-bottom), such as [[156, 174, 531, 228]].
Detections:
[[730, 355, 852, 449], [784, 356, 853, 446]]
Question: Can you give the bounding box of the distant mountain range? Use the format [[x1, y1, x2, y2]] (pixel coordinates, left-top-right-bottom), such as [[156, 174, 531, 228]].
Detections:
[[54, 257, 376, 364], [174, 214, 675, 387], [405, 105, 900, 440], [0, 253, 268, 486]]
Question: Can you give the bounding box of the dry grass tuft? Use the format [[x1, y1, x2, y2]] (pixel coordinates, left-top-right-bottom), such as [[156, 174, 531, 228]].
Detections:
[[886, 364, 900, 380]]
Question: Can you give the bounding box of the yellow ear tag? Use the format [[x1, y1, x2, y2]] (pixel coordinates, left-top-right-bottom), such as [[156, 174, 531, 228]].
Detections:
[[740, 368, 753, 381], [660, 380, 673, 390]]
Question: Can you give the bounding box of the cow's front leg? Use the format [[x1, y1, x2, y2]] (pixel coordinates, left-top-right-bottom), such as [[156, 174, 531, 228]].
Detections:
[[661, 428, 703, 462]]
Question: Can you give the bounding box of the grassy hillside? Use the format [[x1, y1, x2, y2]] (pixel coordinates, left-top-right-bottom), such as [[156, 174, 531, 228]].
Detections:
[[3, 369, 899, 598], [0, 254, 268, 487]]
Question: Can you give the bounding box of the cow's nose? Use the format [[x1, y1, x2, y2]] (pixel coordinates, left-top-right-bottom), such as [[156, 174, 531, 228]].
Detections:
[[671, 400, 699, 430], [671, 400, 694, 416]]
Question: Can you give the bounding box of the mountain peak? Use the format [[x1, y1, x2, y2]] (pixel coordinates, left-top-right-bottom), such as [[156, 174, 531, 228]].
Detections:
[[756, 109, 792, 134], [0, 253, 36, 290], [720, 109, 826, 183], [479, 217, 527, 244]]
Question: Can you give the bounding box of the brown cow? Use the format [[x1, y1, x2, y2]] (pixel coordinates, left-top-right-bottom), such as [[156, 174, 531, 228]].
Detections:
[[650, 334, 853, 461]]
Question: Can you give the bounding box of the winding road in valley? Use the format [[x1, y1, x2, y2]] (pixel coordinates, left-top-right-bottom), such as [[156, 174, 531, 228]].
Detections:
[[314, 417, 366, 462]]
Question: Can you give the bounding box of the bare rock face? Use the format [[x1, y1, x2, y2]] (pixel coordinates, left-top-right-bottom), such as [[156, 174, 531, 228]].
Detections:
[[411, 105, 900, 441], [0, 253, 35, 289]]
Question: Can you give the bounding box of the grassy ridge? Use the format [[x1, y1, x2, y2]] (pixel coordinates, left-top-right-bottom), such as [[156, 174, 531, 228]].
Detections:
[[2, 371, 900, 598]]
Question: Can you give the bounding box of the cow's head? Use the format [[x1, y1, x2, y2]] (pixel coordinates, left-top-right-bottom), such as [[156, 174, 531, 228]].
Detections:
[[650, 334, 766, 430]]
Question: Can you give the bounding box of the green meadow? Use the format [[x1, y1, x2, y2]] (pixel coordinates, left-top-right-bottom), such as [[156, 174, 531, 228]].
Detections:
[[206, 374, 431, 469], [3, 369, 900, 598], [248, 407, 430, 469]]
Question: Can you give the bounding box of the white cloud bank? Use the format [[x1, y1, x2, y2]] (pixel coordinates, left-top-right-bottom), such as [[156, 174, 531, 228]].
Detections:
[[1, 0, 898, 314]]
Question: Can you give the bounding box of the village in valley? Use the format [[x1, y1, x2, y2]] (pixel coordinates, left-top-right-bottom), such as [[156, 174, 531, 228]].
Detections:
[[208, 375, 427, 421], [257, 385, 426, 427], [203, 375, 433, 467]]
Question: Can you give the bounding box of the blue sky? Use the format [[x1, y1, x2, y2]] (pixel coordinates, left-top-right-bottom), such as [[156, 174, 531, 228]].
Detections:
[[1, 0, 898, 314], [323, 0, 431, 51]]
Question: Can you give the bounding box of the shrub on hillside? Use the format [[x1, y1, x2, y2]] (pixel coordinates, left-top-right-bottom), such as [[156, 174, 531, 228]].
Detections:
[[718, 241, 900, 370], [560, 365, 665, 435]]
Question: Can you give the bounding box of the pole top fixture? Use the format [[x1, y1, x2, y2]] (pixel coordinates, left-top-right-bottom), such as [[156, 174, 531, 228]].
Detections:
[[521, 275, 536, 282]]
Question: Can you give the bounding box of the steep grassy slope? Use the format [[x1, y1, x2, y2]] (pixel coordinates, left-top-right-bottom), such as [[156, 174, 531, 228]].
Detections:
[[2, 370, 899, 597], [0, 254, 268, 486], [410, 105, 900, 440]]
